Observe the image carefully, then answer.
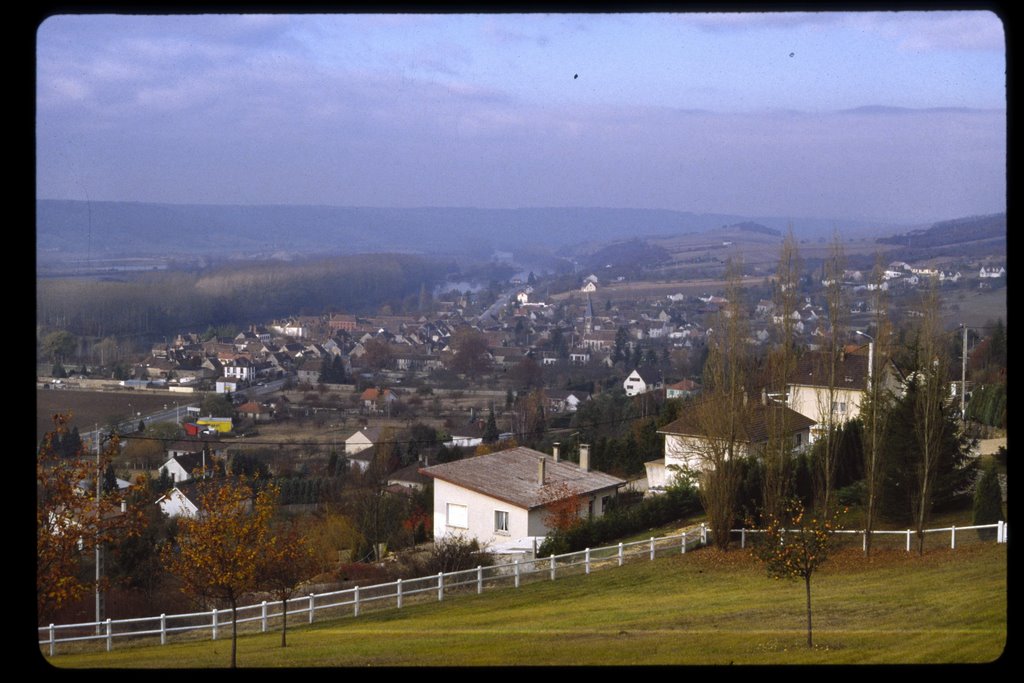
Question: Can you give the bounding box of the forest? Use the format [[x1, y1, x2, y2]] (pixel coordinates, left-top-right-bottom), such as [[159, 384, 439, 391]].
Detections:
[[36, 253, 454, 340]]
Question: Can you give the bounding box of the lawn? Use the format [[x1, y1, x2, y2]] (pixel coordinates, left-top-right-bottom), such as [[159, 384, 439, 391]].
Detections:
[[42, 541, 1006, 668]]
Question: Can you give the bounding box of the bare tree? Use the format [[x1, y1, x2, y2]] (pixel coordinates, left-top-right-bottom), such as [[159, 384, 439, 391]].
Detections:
[[811, 232, 846, 514], [860, 253, 894, 556], [691, 260, 750, 549], [910, 284, 953, 555], [762, 227, 801, 522]]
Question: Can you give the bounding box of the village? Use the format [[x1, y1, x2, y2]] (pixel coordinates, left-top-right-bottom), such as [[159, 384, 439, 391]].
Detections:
[[39, 250, 1006, 563]]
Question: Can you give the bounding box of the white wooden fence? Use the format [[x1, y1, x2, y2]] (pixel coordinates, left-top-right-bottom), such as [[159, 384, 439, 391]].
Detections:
[[39, 520, 1006, 657]]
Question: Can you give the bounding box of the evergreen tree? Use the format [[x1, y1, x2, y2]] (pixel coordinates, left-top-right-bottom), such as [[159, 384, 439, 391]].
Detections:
[[879, 376, 977, 524], [973, 461, 1003, 540], [483, 406, 500, 444], [613, 326, 629, 364]]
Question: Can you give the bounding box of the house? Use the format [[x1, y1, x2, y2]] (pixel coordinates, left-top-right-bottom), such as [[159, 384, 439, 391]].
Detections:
[[387, 461, 432, 491], [623, 368, 663, 397], [361, 387, 400, 414], [236, 401, 273, 422], [215, 378, 239, 394], [785, 350, 870, 434], [345, 427, 382, 455], [347, 448, 375, 474], [158, 451, 213, 483], [155, 487, 199, 518], [420, 444, 624, 551], [546, 389, 590, 413], [665, 379, 699, 399], [646, 396, 815, 493], [445, 423, 486, 449]]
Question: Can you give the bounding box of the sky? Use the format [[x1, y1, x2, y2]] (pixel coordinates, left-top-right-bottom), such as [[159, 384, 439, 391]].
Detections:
[[35, 11, 1006, 225]]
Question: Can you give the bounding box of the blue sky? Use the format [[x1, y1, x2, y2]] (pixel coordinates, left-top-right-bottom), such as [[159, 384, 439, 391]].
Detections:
[[36, 11, 1006, 225]]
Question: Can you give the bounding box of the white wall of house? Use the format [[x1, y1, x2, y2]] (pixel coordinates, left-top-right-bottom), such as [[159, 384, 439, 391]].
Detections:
[[432, 479, 533, 547], [623, 370, 646, 396], [345, 431, 374, 454], [157, 489, 198, 518], [166, 459, 191, 483], [431, 479, 618, 547], [788, 384, 865, 432]]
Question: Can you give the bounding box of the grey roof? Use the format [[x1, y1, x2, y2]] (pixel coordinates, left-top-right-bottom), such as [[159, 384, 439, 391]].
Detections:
[[659, 401, 816, 444], [788, 351, 869, 391], [420, 447, 625, 510]]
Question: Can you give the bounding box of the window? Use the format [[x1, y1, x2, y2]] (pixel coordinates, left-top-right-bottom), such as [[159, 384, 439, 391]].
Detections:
[[447, 503, 468, 529], [494, 510, 509, 534]]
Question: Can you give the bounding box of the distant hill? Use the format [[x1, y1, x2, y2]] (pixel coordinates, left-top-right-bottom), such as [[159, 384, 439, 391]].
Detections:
[[726, 221, 781, 237], [876, 213, 1006, 261], [36, 200, 897, 266]]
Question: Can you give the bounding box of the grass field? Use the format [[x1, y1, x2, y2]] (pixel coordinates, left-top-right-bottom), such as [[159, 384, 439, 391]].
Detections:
[[42, 541, 1007, 668]]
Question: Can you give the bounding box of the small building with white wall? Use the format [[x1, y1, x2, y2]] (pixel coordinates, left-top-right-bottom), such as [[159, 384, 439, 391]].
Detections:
[[420, 444, 624, 551]]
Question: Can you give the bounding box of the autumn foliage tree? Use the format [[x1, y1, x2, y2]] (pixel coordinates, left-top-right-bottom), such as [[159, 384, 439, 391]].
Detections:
[[258, 519, 316, 648], [751, 498, 844, 648], [161, 477, 279, 668], [541, 481, 584, 534], [37, 414, 144, 623]]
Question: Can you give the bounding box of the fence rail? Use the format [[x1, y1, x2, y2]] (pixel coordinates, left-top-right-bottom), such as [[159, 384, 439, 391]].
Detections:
[[39, 520, 1006, 656]]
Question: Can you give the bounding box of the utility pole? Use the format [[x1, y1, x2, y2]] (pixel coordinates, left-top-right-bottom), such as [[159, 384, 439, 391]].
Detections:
[[961, 324, 968, 424], [94, 424, 103, 633]]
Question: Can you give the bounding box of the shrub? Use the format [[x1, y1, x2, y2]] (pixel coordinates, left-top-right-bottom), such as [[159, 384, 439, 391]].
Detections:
[[537, 483, 700, 557], [411, 535, 493, 575]]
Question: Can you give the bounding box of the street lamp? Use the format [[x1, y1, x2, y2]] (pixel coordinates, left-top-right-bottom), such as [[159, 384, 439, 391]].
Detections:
[[856, 329, 878, 556]]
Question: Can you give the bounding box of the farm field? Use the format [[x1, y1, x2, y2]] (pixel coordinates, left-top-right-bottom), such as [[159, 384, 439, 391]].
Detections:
[[37, 388, 192, 443], [44, 542, 1006, 668]]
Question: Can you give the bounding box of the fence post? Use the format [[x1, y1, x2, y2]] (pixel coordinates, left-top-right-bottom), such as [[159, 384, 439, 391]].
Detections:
[[48, 625, 55, 657], [309, 593, 316, 623], [951, 525, 956, 549], [584, 548, 590, 574], [650, 537, 655, 561], [906, 529, 911, 553], [438, 572, 444, 601], [211, 608, 218, 641], [353, 587, 360, 617], [397, 579, 403, 609], [741, 529, 746, 549], [261, 601, 268, 632], [618, 542, 624, 566], [701, 523, 707, 545], [105, 618, 112, 652], [477, 566, 483, 594], [160, 614, 166, 645], [998, 521, 1004, 543], [863, 530, 867, 553], [682, 532, 686, 554], [515, 559, 520, 588], [550, 554, 556, 581]]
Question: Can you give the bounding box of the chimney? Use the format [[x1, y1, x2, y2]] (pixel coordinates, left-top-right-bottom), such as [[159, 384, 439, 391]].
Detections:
[[579, 443, 590, 472], [538, 457, 546, 485], [552, 442, 561, 462]]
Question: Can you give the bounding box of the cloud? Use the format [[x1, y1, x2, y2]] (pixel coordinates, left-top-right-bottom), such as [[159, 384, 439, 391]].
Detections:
[[844, 11, 1004, 52]]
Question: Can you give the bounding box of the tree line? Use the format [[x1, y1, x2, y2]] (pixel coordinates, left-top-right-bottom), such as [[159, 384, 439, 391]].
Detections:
[[36, 253, 451, 341]]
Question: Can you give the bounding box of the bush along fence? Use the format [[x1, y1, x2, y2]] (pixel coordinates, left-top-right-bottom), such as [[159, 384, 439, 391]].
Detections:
[[39, 520, 1007, 657]]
